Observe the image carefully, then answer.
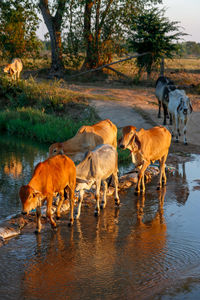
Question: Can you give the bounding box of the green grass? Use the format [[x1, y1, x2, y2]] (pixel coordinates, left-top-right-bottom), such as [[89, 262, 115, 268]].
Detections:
[[0, 108, 94, 144]]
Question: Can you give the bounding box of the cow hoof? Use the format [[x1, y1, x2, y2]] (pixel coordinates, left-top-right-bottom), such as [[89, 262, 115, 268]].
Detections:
[[56, 216, 60, 220], [134, 190, 140, 195], [115, 198, 120, 206], [74, 214, 80, 220], [94, 210, 100, 217], [157, 186, 161, 190], [34, 229, 41, 234], [184, 142, 188, 145], [68, 222, 73, 227], [100, 203, 105, 209]]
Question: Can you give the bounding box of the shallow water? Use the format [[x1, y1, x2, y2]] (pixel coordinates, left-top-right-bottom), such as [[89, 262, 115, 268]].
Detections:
[[0, 136, 200, 299]]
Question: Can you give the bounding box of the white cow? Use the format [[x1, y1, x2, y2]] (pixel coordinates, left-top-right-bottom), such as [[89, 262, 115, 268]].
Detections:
[[168, 89, 193, 144], [75, 144, 120, 219]]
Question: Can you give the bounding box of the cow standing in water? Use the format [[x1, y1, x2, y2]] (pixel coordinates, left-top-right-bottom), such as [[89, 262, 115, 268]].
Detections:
[[119, 126, 171, 194], [49, 119, 117, 162], [75, 144, 120, 218], [19, 155, 76, 233]]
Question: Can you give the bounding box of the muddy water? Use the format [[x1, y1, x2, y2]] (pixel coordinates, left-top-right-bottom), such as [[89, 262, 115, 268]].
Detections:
[[1, 137, 200, 299]]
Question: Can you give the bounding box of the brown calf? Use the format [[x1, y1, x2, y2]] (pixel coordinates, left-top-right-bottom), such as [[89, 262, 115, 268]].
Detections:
[[19, 155, 76, 233]]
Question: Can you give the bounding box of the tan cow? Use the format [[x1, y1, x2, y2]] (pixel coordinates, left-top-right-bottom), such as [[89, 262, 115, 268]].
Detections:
[[19, 155, 76, 233], [49, 119, 117, 161], [119, 126, 171, 194], [3, 58, 23, 80]]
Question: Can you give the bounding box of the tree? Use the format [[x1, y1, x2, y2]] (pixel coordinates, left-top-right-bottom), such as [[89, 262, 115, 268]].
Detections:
[[0, 0, 41, 60], [38, 0, 67, 74], [128, 7, 186, 78], [82, 0, 163, 70]]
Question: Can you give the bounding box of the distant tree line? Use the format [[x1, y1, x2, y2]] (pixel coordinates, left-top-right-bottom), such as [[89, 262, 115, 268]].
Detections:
[[1, 0, 197, 78], [180, 41, 200, 56]]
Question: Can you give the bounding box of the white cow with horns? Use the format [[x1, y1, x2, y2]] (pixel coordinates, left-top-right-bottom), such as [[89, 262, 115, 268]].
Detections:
[[75, 144, 120, 219], [168, 89, 193, 145]]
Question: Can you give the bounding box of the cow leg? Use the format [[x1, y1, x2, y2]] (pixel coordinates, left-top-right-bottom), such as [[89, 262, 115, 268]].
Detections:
[[169, 113, 173, 125], [68, 187, 75, 226], [56, 190, 64, 220], [158, 101, 161, 118], [183, 119, 188, 145], [158, 154, 168, 189], [46, 196, 57, 229], [113, 172, 120, 206], [95, 179, 101, 216], [75, 189, 84, 219], [174, 114, 179, 142], [35, 205, 42, 234], [162, 103, 168, 125], [100, 180, 108, 209], [135, 162, 149, 195]]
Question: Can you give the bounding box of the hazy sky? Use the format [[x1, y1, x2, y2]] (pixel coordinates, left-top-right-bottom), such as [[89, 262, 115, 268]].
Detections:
[[160, 0, 200, 42], [37, 0, 200, 43]]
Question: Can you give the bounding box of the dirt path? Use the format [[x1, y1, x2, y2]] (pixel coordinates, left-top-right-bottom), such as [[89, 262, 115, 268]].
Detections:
[[69, 84, 200, 154]]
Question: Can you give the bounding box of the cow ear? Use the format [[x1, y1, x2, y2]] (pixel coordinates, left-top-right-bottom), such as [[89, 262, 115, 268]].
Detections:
[[177, 99, 182, 112]]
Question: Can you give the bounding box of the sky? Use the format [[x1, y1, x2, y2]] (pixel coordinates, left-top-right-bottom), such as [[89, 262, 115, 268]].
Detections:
[[37, 0, 200, 43], [160, 0, 200, 42]]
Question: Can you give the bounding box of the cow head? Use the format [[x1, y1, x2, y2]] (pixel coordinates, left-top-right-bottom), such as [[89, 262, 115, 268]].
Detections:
[[119, 126, 137, 150], [177, 96, 193, 116], [19, 185, 41, 214], [49, 142, 64, 157]]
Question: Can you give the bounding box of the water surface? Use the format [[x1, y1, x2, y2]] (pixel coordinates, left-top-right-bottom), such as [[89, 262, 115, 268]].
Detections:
[[0, 136, 200, 299]]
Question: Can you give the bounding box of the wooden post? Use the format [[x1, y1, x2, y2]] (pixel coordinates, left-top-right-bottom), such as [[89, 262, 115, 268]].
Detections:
[[160, 57, 165, 76]]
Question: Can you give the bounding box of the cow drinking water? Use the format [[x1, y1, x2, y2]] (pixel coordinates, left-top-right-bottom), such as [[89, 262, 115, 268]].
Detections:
[[19, 155, 76, 233], [75, 144, 120, 218], [49, 119, 117, 162]]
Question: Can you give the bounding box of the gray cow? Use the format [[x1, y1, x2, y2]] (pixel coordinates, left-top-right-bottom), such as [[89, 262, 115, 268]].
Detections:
[[155, 76, 176, 124], [75, 144, 120, 219]]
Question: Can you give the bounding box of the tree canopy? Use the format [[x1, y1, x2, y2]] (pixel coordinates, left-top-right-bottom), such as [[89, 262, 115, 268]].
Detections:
[[0, 0, 41, 59], [128, 6, 186, 77]]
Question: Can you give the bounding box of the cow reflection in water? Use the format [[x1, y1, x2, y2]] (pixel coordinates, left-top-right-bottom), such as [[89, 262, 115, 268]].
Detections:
[[173, 161, 189, 205], [22, 207, 120, 300], [125, 187, 167, 262]]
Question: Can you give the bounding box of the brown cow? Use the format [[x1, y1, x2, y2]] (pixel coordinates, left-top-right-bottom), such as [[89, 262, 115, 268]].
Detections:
[[49, 119, 117, 161], [3, 58, 23, 80], [19, 155, 76, 233], [119, 126, 171, 194]]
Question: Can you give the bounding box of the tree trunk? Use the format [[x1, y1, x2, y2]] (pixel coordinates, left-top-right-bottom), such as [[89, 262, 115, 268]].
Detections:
[[39, 0, 66, 74], [81, 0, 95, 70], [82, 0, 113, 70]]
